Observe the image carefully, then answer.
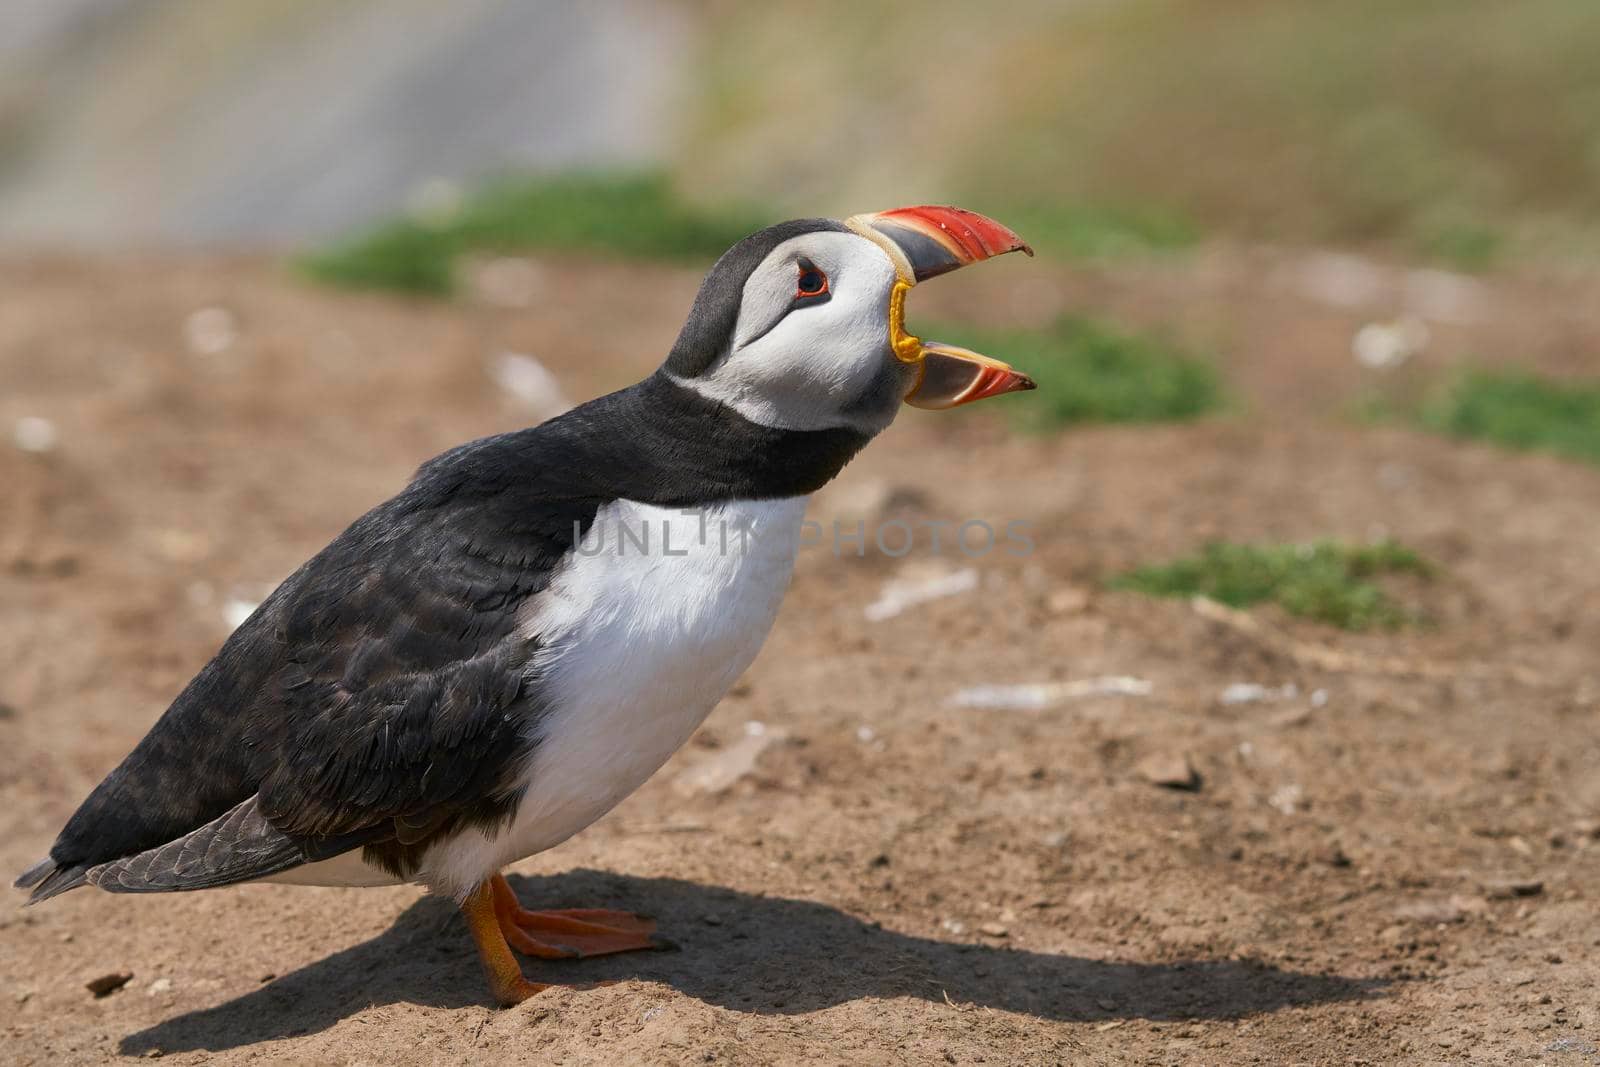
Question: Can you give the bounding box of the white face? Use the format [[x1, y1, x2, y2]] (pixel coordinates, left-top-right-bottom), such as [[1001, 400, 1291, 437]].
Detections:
[[670, 230, 915, 434]]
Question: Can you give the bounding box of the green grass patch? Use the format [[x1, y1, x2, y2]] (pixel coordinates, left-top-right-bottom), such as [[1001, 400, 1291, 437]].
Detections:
[[1112, 540, 1431, 631], [987, 201, 1201, 261], [299, 171, 771, 295], [925, 316, 1223, 431], [1420, 370, 1600, 465], [1414, 219, 1505, 273]]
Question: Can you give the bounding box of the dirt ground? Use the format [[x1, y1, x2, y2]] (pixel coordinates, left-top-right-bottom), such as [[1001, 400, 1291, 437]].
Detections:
[[2, 249, 1599, 1065]]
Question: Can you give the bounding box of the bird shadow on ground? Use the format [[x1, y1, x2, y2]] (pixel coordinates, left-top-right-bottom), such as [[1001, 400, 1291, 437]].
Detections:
[[119, 868, 1388, 1055]]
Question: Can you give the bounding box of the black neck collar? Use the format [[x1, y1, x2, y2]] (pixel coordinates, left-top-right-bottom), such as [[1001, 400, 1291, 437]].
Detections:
[[531, 373, 874, 505]]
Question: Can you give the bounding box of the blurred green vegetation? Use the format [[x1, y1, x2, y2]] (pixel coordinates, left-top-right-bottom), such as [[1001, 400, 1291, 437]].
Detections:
[[1112, 540, 1432, 631], [978, 202, 1200, 261], [1420, 370, 1600, 465], [926, 317, 1223, 431], [684, 0, 1600, 269], [299, 172, 771, 295], [1415, 221, 1505, 274]]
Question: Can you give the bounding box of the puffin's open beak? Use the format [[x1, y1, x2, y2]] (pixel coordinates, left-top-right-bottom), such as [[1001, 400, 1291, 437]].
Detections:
[[843, 205, 1037, 410], [904, 342, 1036, 409]]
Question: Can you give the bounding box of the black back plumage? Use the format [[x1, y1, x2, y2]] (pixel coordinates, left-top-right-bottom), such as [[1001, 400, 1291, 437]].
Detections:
[[21, 373, 871, 900]]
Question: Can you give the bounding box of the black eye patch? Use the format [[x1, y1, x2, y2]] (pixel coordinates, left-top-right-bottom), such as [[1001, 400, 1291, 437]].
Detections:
[[793, 258, 831, 305], [733, 256, 835, 350]]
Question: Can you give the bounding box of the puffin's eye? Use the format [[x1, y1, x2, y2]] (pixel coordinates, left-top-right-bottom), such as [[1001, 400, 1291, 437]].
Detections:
[[795, 263, 829, 299]]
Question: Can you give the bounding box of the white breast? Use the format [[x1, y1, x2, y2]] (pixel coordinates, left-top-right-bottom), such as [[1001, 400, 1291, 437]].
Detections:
[[417, 495, 808, 898]]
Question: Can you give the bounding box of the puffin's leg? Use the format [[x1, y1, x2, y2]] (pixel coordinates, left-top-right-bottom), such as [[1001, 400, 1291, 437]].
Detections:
[[490, 872, 670, 959], [462, 879, 550, 1006]]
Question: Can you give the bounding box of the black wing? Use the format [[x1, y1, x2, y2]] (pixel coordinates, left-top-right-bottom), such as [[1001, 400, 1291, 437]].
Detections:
[[22, 431, 603, 900]]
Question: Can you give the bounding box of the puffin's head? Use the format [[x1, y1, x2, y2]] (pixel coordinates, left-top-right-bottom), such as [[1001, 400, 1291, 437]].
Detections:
[[662, 206, 1035, 435]]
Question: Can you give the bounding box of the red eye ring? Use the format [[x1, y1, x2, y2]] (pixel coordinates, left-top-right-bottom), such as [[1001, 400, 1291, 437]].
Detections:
[[796, 263, 829, 298]]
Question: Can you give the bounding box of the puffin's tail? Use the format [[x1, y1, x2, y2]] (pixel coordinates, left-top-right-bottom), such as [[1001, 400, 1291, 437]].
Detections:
[[17, 797, 381, 900], [13, 857, 89, 904]]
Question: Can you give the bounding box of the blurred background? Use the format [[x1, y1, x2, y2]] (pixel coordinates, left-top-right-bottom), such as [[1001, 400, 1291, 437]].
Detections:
[[7, 0, 1597, 475], [5, 3, 1600, 1062], [5, 0, 1600, 263]]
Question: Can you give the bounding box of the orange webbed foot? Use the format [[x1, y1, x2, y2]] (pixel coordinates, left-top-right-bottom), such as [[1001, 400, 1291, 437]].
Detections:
[[490, 873, 675, 959]]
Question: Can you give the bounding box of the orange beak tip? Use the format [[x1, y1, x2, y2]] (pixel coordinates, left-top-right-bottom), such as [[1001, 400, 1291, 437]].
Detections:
[[906, 343, 1036, 409], [975, 366, 1035, 402]]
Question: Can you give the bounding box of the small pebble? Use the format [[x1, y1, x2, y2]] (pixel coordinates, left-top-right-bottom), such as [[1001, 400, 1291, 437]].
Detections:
[[13, 416, 58, 453], [1268, 784, 1303, 815], [1220, 682, 1297, 705], [1393, 897, 1480, 924], [86, 972, 133, 998], [1269, 707, 1312, 728], [1318, 844, 1352, 868], [1046, 587, 1090, 614], [1352, 316, 1428, 369], [488, 352, 571, 417], [978, 922, 1009, 938], [1135, 753, 1200, 791], [183, 307, 238, 355]]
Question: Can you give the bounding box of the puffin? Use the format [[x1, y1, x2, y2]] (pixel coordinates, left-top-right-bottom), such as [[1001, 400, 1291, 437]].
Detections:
[[15, 205, 1035, 1006]]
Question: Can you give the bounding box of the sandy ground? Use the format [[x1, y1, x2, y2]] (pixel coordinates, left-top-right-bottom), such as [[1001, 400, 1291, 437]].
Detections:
[[2, 250, 1599, 1065]]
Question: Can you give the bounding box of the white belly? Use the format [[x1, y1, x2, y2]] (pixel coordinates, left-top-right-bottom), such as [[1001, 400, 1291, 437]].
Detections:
[[408, 495, 808, 898]]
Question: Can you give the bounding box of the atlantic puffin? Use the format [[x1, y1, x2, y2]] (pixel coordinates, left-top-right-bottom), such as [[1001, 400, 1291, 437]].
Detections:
[[16, 206, 1034, 1006]]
